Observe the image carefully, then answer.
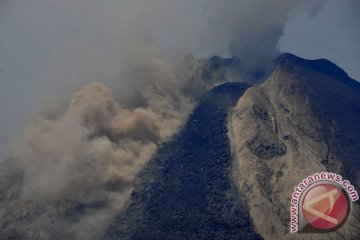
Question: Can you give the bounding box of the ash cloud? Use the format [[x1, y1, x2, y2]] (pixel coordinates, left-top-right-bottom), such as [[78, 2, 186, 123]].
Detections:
[[203, 0, 324, 77], [0, 0, 356, 238], [0, 0, 328, 159], [12, 51, 194, 238]]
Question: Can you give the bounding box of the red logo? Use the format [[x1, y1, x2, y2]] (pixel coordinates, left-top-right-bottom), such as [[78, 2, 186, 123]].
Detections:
[[301, 183, 350, 231]]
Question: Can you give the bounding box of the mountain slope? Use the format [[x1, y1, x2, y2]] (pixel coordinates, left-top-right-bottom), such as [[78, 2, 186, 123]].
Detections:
[[229, 53, 360, 239], [1, 54, 360, 240], [104, 83, 261, 239]]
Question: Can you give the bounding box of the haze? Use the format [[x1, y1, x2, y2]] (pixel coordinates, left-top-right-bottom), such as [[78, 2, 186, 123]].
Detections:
[[0, 0, 359, 161]]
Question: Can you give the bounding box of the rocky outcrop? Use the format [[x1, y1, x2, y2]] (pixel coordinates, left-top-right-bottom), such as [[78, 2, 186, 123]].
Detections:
[[182, 54, 265, 95], [228, 54, 360, 239], [2, 54, 359, 239]]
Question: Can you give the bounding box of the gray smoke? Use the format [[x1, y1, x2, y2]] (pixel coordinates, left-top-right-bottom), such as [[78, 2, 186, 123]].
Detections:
[[0, 0, 348, 160], [12, 50, 194, 238], [204, 0, 310, 73], [1, 0, 357, 238]]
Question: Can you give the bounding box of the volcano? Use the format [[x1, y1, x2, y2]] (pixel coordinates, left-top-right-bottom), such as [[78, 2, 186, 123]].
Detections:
[[104, 53, 360, 239], [1, 53, 360, 240]]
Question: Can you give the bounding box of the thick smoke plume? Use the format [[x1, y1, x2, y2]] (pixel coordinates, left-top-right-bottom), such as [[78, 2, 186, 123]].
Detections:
[[202, 0, 323, 77], [1, 0, 327, 159], [12, 51, 194, 238], [2, 0, 330, 238]]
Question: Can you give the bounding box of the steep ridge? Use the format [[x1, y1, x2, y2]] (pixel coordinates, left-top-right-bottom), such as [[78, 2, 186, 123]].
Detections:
[[0, 55, 252, 240], [229, 54, 360, 239], [2, 54, 359, 239], [104, 82, 261, 239]]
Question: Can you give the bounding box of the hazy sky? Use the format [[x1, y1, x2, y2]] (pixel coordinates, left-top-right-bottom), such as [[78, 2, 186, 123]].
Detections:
[[278, 0, 360, 79], [0, 0, 359, 160]]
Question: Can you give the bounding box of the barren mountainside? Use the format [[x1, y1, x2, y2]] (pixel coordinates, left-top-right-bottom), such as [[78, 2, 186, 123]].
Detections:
[[104, 82, 260, 239], [229, 54, 360, 239], [1, 53, 360, 239]]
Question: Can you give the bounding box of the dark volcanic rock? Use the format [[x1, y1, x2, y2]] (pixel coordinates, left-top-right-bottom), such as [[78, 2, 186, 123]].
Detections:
[[246, 137, 287, 160], [103, 83, 261, 240], [252, 104, 271, 121]]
